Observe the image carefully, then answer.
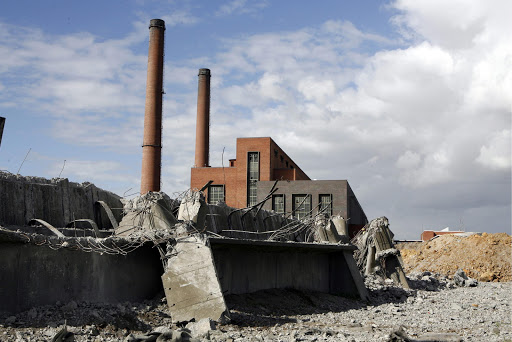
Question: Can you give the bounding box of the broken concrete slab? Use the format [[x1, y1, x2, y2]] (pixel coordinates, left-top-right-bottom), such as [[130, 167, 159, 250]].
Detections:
[[116, 191, 177, 236], [161, 236, 229, 324], [314, 215, 349, 244], [330, 215, 350, 243], [352, 217, 409, 289], [186, 318, 217, 338], [177, 191, 207, 231]]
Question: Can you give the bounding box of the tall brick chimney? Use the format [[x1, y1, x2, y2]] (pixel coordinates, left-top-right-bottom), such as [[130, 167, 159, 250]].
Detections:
[[194, 68, 211, 168], [140, 19, 165, 195]]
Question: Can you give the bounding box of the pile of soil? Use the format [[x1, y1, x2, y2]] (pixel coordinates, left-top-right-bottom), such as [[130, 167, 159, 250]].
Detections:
[[397, 233, 511, 282]]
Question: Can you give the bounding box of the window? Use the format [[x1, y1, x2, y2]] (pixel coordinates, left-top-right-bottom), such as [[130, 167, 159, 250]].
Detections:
[[274, 149, 278, 157], [208, 185, 225, 204], [285, 161, 289, 167], [247, 152, 260, 206], [280, 155, 284, 162], [292, 194, 311, 220], [319, 194, 333, 216], [272, 194, 285, 214]]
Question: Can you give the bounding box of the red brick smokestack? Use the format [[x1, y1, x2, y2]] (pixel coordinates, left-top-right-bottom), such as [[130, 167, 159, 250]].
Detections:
[[140, 19, 165, 195], [194, 68, 211, 168]]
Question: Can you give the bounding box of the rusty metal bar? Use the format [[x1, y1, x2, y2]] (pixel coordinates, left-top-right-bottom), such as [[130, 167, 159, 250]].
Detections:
[[28, 219, 65, 238]]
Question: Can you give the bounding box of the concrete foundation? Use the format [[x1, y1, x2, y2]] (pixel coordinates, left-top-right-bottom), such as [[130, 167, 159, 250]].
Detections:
[[0, 229, 163, 314]]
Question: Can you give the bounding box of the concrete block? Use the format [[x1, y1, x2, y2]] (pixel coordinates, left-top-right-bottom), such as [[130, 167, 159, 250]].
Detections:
[[330, 216, 350, 243], [314, 215, 329, 242], [178, 191, 207, 231], [116, 192, 177, 236], [186, 318, 216, 338], [162, 236, 229, 324], [324, 220, 343, 243]]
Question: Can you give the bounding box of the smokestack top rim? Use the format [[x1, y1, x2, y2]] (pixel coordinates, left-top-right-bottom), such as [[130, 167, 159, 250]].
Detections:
[[149, 19, 165, 30], [198, 68, 211, 76]]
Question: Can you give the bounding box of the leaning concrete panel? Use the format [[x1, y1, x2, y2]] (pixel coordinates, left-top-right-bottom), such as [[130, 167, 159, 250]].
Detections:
[[162, 237, 229, 323]]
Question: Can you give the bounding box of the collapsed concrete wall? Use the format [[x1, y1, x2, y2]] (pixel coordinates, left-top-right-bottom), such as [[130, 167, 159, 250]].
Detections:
[[0, 229, 163, 314], [0, 172, 122, 229], [210, 238, 366, 298], [0, 187, 369, 320]]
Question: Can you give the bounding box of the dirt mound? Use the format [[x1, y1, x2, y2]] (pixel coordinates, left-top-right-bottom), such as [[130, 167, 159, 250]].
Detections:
[[397, 233, 511, 282]]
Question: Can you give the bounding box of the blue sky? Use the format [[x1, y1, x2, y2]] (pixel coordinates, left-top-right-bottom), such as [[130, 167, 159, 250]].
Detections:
[[0, 0, 510, 239]]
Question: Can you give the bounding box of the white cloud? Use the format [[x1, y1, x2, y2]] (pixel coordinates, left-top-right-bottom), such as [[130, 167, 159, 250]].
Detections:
[[215, 0, 268, 17], [161, 11, 199, 26], [476, 130, 511, 170], [391, 0, 487, 49], [396, 150, 421, 169]]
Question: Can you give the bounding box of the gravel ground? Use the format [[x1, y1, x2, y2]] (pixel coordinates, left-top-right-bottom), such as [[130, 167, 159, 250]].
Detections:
[[1, 274, 510, 341]]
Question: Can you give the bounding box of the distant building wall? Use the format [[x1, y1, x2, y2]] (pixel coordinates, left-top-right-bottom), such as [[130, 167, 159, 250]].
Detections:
[[421, 230, 465, 241], [257, 180, 348, 218], [0, 172, 122, 228], [190, 167, 238, 208], [191, 137, 310, 208], [257, 180, 368, 237]]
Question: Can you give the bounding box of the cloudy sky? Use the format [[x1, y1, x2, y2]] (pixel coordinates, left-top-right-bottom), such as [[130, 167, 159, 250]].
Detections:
[[0, 0, 510, 239]]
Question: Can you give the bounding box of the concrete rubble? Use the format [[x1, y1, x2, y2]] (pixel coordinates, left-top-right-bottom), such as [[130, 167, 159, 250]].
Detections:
[[453, 269, 479, 287], [352, 216, 410, 288], [1, 272, 510, 341]]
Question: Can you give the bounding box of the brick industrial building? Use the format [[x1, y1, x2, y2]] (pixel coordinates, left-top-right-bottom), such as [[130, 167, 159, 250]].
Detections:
[[190, 69, 367, 236]]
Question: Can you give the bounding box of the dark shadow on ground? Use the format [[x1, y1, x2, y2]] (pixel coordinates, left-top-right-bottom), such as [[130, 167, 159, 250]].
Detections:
[[224, 287, 413, 328]]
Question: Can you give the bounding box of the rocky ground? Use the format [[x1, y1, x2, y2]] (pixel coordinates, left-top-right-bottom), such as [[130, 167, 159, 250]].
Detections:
[[1, 272, 510, 342]]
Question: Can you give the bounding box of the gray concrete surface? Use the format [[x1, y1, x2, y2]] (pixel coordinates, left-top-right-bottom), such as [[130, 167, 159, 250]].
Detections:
[[0, 172, 122, 229], [0, 229, 163, 314], [209, 238, 367, 299], [162, 236, 229, 323]]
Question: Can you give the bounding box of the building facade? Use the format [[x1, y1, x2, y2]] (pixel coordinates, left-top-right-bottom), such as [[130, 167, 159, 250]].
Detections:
[[190, 136, 367, 236], [190, 137, 310, 208], [189, 68, 367, 237], [257, 179, 367, 237]]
